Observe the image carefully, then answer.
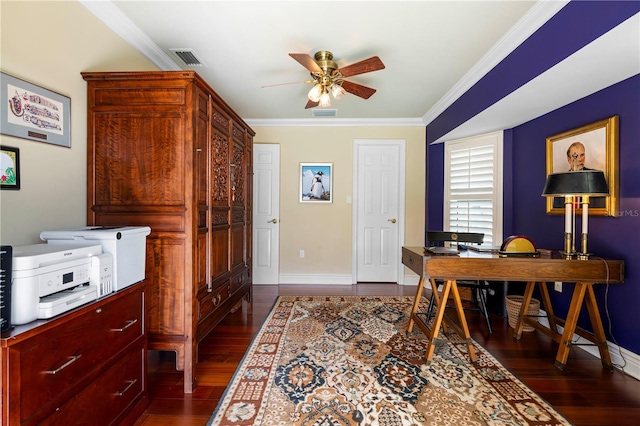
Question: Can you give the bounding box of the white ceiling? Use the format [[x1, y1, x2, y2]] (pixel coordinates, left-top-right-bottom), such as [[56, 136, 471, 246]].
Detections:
[[81, 1, 639, 136]]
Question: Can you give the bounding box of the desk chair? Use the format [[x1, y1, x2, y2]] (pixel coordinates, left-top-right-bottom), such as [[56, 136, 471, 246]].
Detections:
[[425, 230, 493, 334]]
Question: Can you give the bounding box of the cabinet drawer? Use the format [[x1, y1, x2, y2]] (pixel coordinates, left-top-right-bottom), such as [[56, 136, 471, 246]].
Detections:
[[197, 284, 230, 321], [230, 268, 250, 294], [42, 346, 145, 426], [17, 289, 144, 423]]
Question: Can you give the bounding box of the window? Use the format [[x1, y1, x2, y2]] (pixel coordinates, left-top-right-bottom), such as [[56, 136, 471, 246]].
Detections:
[[443, 131, 503, 245]]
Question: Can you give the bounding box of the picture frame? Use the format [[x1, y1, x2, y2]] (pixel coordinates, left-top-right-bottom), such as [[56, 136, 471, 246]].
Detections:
[[0, 146, 20, 190], [300, 163, 332, 203], [545, 115, 619, 217], [1, 72, 71, 148]]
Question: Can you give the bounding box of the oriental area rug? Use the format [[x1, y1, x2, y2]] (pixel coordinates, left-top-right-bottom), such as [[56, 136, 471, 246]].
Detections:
[[208, 296, 571, 426]]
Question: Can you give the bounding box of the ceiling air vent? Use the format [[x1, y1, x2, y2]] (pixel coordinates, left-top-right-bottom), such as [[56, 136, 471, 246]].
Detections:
[[170, 49, 206, 67], [311, 109, 338, 118]]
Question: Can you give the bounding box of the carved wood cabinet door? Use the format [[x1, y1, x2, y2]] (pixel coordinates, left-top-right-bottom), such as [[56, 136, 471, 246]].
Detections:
[[83, 71, 254, 393]]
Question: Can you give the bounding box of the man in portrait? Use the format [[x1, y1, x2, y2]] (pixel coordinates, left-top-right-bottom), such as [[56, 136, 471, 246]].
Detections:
[[560, 141, 605, 209], [566, 141, 594, 171]]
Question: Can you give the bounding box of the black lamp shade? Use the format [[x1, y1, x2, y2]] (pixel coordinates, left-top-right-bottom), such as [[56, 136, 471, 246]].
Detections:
[[542, 170, 609, 196]]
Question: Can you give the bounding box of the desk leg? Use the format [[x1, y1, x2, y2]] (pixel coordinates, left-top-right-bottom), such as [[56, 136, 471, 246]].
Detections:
[[449, 281, 477, 363], [407, 276, 426, 333], [424, 280, 453, 361], [537, 282, 559, 333], [429, 278, 448, 334], [513, 281, 535, 339], [584, 283, 613, 370], [555, 282, 588, 370]]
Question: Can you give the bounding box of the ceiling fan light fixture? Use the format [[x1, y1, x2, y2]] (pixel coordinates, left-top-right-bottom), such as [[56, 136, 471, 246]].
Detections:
[[308, 83, 323, 102], [319, 90, 331, 107], [331, 83, 346, 100]]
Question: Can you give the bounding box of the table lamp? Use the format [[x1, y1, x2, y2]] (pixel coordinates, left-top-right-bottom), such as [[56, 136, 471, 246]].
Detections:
[[542, 170, 609, 260]]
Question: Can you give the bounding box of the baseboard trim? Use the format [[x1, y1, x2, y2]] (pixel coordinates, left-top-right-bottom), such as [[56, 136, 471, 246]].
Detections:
[[277, 274, 353, 285], [536, 310, 640, 381]]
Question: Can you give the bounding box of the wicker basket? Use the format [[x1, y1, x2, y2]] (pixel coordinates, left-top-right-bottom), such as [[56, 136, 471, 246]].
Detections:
[[505, 295, 540, 332]]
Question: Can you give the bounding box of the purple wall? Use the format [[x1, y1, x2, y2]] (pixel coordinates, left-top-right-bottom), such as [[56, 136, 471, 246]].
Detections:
[[426, 1, 640, 144], [427, 75, 640, 354], [511, 74, 640, 354], [426, 1, 640, 355]]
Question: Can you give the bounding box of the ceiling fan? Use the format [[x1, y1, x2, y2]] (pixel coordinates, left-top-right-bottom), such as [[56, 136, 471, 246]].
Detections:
[[287, 50, 385, 109]]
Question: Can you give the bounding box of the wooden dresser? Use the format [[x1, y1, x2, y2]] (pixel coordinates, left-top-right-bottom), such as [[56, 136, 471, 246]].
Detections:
[[1, 282, 147, 425], [81, 71, 254, 393]]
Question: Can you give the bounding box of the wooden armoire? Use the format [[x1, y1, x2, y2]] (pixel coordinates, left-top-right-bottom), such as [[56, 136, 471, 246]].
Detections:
[[82, 71, 254, 393]]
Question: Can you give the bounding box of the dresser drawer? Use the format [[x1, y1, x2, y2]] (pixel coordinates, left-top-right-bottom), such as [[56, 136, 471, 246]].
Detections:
[[16, 288, 144, 423], [197, 283, 230, 321], [42, 345, 145, 426]]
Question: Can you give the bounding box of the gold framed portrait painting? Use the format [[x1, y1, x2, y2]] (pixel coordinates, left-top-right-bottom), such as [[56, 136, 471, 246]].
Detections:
[[545, 115, 619, 217]]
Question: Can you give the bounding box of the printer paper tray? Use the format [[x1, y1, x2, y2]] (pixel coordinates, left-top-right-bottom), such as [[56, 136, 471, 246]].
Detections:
[[39, 285, 98, 319]]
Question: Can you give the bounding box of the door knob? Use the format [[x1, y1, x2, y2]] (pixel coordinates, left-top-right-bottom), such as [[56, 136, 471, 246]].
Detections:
[[388, 218, 397, 223], [268, 218, 278, 223]]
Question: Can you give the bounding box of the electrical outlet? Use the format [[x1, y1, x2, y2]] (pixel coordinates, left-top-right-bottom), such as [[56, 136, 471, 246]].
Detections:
[[299, 250, 305, 258], [554, 281, 562, 292]]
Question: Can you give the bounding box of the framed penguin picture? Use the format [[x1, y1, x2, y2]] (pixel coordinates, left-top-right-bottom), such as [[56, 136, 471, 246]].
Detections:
[[300, 163, 332, 203]]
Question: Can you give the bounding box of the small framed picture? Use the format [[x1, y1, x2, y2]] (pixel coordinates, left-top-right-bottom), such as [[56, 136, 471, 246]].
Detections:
[[1, 72, 71, 148], [300, 163, 332, 203], [545, 116, 619, 217], [0, 146, 20, 190]]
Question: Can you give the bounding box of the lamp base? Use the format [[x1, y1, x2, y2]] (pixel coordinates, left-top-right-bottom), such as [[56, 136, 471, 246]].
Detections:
[[576, 252, 592, 260], [560, 250, 577, 260]]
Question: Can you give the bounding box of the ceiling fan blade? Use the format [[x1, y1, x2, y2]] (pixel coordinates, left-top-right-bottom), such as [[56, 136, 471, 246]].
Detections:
[[338, 56, 385, 78], [341, 80, 377, 99], [289, 53, 323, 74], [305, 99, 319, 109]]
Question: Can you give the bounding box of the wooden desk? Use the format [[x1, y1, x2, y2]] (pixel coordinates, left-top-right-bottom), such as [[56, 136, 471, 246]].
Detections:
[[402, 246, 624, 369]]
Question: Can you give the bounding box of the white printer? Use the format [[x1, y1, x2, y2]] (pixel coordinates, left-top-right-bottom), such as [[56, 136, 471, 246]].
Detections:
[[40, 226, 150, 291], [11, 243, 110, 325]]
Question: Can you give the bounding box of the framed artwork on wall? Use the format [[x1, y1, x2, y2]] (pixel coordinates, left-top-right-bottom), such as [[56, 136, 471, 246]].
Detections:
[[0, 146, 20, 190], [545, 115, 619, 217], [0, 72, 71, 148], [300, 163, 332, 203]]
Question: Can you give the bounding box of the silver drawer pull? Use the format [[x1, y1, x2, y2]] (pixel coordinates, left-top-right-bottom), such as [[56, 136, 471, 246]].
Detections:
[[115, 379, 137, 396], [110, 319, 138, 332], [44, 354, 82, 375]]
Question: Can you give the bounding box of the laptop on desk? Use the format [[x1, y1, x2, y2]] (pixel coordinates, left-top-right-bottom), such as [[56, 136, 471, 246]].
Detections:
[[468, 244, 501, 254], [424, 246, 460, 256]]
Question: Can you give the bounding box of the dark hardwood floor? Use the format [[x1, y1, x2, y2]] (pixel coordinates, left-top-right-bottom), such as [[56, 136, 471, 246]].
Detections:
[[134, 284, 640, 426]]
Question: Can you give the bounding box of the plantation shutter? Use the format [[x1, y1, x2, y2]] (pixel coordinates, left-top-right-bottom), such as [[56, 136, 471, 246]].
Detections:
[[444, 132, 503, 245]]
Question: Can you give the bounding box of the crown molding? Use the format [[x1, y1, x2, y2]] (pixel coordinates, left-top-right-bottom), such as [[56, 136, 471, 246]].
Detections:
[[422, 0, 569, 126], [244, 117, 425, 128], [79, 0, 180, 71]]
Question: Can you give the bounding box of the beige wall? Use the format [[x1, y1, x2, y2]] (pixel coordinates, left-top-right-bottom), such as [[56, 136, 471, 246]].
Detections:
[[0, 2, 426, 282], [253, 126, 425, 278], [0, 1, 158, 246]]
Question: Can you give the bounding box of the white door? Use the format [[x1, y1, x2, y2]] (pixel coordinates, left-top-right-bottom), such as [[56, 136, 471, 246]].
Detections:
[[354, 140, 405, 283], [253, 144, 280, 284]]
